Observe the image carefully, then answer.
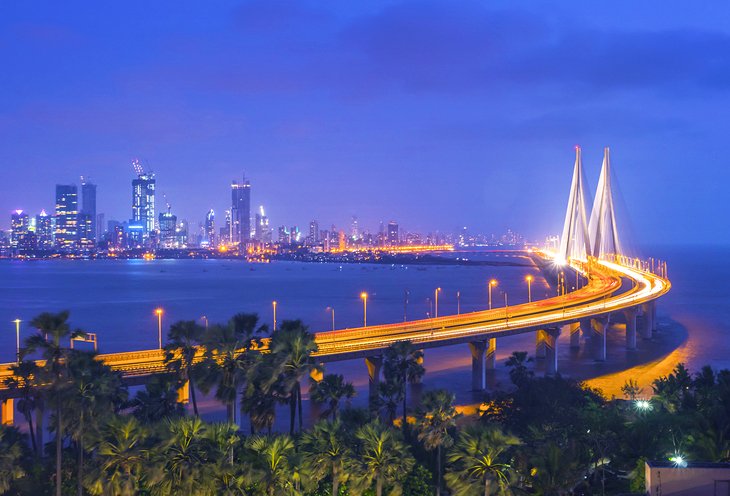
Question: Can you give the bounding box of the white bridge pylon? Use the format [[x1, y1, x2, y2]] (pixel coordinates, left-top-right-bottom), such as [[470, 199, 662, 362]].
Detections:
[[559, 146, 622, 262]]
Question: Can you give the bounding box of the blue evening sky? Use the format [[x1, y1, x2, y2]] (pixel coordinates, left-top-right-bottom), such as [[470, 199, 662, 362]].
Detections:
[[1, 1, 729, 245]]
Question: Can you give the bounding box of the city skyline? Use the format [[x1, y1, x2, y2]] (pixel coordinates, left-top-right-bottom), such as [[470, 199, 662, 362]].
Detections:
[[3, 1, 729, 245]]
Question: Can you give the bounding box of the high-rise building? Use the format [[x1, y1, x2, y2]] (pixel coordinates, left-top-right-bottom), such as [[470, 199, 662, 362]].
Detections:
[[158, 209, 177, 248], [308, 220, 320, 245], [205, 209, 216, 247], [231, 177, 251, 245], [36, 210, 54, 249], [132, 171, 156, 236], [10, 210, 29, 248], [55, 184, 79, 249], [387, 221, 399, 246], [96, 213, 105, 241], [255, 206, 271, 243], [350, 216, 359, 241], [78, 214, 94, 249], [81, 178, 97, 244]]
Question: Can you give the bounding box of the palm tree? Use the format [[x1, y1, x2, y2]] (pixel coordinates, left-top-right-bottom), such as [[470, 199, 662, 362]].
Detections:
[[309, 374, 355, 421], [147, 416, 215, 495], [445, 425, 521, 496], [241, 353, 284, 435], [352, 421, 415, 496], [164, 320, 205, 416], [269, 320, 320, 434], [4, 360, 41, 456], [24, 310, 83, 496], [383, 340, 425, 433], [505, 351, 533, 387], [243, 434, 298, 496], [84, 416, 147, 496], [200, 313, 265, 424], [64, 350, 128, 496], [129, 374, 185, 422], [300, 419, 352, 496], [376, 379, 404, 424], [418, 389, 460, 496], [0, 426, 26, 494]]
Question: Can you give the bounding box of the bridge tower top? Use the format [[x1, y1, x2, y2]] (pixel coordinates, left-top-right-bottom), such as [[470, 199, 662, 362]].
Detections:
[[589, 147, 622, 259], [558, 146, 591, 263]]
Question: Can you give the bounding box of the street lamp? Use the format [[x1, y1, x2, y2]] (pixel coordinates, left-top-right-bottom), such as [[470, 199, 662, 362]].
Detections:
[[360, 292, 368, 327], [12, 319, 21, 364], [434, 287, 441, 318], [154, 308, 163, 349], [272, 301, 278, 331], [488, 279, 498, 310], [200, 315, 208, 330], [525, 275, 533, 303], [326, 307, 335, 332], [456, 290, 461, 315]]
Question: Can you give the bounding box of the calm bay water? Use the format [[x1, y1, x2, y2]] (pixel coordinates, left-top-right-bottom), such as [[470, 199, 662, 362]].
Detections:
[[1, 246, 727, 419]]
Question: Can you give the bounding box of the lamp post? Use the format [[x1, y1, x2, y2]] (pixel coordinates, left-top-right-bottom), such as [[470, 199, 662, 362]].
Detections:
[[457, 290, 461, 315], [154, 308, 163, 349], [272, 301, 278, 331], [201, 315, 208, 330], [403, 289, 409, 322], [488, 279, 498, 310], [360, 293, 368, 327], [12, 319, 21, 364], [525, 275, 533, 303], [326, 307, 335, 332], [434, 287, 441, 318]]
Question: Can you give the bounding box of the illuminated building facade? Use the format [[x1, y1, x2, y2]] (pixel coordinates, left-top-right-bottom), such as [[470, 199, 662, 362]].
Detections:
[[231, 177, 251, 245], [205, 209, 215, 246], [10, 210, 29, 248], [36, 210, 54, 249], [158, 210, 177, 248], [255, 206, 271, 243], [81, 179, 97, 244], [132, 172, 156, 237], [387, 221, 399, 246], [55, 184, 79, 249]]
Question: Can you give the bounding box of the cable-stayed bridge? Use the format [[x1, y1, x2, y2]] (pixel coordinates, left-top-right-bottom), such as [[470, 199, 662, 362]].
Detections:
[[0, 148, 671, 424]]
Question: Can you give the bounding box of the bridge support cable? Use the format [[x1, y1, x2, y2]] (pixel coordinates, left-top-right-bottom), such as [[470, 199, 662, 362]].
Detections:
[[559, 146, 592, 263], [589, 147, 622, 259]]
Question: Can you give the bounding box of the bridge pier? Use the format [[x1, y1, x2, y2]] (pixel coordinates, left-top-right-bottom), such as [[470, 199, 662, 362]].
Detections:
[[176, 380, 190, 404], [544, 327, 560, 376], [624, 308, 638, 350], [591, 317, 608, 361], [568, 322, 582, 349], [640, 302, 654, 339], [485, 338, 496, 371], [1, 399, 13, 426], [310, 363, 324, 383], [536, 330, 547, 359], [469, 341, 485, 391], [365, 356, 383, 403], [412, 350, 424, 384]]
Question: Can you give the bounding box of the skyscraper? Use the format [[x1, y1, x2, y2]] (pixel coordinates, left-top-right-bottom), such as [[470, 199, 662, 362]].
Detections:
[[387, 221, 399, 246], [10, 210, 29, 248], [55, 184, 79, 249], [205, 209, 216, 246], [132, 170, 156, 236], [36, 210, 54, 249], [231, 177, 251, 245], [255, 206, 271, 243], [81, 178, 97, 244], [308, 220, 320, 245], [158, 209, 177, 248]]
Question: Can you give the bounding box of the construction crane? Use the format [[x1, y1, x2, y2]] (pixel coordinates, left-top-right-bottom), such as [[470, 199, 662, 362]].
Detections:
[[131, 158, 144, 176]]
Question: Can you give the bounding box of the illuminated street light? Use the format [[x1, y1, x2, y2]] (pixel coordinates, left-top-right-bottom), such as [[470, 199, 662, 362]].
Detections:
[[434, 287, 441, 318], [154, 308, 163, 349], [360, 292, 368, 327], [488, 279, 498, 310], [525, 275, 533, 303], [635, 399, 652, 411], [272, 301, 278, 331], [326, 306, 335, 332], [12, 319, 21, 364], [670, 453, 687, 468], [200, 315, 208, 330], [456, 290, 461, 315]]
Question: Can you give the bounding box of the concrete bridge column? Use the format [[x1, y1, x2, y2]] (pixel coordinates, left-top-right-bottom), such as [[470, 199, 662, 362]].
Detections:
[[365, 356, 383, 402], [485, 338, 497, 371], [651, 301, 657, 333], [624, 308, 638, 350], [1, 399, 13, 426], [591, 317, 608, 361], [544, 327, 560, 376], [568, 322, 581, 349], [412, 350, 425, 384], [536, 330, 547, 359], [310, 363, 324, 383], [468, 341, 485, 391], [176, 380, 190, 404], [640, 303, 653, 339]]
